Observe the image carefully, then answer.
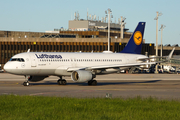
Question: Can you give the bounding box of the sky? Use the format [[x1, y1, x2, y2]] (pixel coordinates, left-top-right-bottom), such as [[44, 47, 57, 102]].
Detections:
[[0, 0, 180, 46]]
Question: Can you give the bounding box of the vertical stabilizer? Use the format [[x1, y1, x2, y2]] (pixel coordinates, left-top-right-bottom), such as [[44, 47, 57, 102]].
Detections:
[[167, 48, 175, 61], [27, 49, 30, 53], [120, 22, 146, 54]]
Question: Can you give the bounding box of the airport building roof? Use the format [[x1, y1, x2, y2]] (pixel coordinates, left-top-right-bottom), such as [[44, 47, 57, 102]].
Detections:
[[68, 20, 129, 32]]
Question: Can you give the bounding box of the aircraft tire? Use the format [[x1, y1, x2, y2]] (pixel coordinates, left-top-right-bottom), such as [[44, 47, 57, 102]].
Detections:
[[57, 79, 62, 85], [62, 79, 67, 85], [91, 80, 97, 86], [23, 82, 29, 86], [88, 80, 97, 86], [57, 79, 67, 85], [88, 80, 93, 85]]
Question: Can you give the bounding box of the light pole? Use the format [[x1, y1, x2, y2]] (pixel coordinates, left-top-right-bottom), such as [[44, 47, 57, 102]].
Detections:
[[159, 24, 166, 57], [120, 16, 126, 39], [154, 11, 162, 73], [105, 8, 112, 51]]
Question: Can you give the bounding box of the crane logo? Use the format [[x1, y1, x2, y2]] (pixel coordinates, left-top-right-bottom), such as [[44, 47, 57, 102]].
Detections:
[[133, 31, 142, 45]]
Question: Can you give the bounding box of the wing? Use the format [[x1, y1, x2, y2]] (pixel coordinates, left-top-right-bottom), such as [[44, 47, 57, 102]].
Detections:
[[67, 62, 156, 72], [86, 62, 157, 70], [67, 48, 175, 72]]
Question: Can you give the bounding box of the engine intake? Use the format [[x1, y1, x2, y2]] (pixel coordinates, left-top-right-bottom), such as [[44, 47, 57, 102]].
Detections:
[[71, 70, 95, 83]]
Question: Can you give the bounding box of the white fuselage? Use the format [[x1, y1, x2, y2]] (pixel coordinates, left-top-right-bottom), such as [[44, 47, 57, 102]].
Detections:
[[4, 52, 147, 76]]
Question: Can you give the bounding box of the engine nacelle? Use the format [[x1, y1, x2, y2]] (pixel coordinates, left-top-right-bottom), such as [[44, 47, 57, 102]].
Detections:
[[27, 76, 48, 82], [71, 70, 95, 83], [140, 60, 151, 69]]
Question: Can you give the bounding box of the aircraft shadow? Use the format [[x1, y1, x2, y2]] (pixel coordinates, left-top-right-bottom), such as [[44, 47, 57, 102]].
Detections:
[[28, 80, 161, 86]]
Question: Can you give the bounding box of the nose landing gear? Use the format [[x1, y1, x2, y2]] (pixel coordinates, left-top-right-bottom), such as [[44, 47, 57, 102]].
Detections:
[[23, 75, 30, 86], [23, 81, 29, 86]]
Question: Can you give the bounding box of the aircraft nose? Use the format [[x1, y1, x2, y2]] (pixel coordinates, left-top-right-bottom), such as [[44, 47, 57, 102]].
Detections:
[[4, 63, 11, 72]]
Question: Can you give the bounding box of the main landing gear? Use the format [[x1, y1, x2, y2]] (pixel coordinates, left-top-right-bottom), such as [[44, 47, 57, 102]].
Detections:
[[57, 76, 97, 86], [57, 76, 67, 85], [88, 80, 97, 86]]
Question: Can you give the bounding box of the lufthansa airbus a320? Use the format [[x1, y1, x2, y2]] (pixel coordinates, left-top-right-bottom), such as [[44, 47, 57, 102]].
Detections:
[[4, 22, 175, 86]]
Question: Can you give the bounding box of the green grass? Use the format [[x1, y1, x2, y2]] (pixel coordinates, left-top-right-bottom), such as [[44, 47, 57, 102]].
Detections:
[[0, 95, 180, 120]]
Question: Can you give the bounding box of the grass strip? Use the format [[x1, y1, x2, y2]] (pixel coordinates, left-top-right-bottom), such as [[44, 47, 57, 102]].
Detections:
[[0, 95, 180, 120]]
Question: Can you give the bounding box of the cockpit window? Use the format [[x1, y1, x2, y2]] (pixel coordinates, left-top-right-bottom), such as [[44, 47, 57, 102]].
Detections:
[[10, 58, 25, 62], [20, 58, 25, 62]]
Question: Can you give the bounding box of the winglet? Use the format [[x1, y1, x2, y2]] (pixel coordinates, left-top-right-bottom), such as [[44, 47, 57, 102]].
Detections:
[[27, 49, 30, 53], [166, 48, 175, 61]]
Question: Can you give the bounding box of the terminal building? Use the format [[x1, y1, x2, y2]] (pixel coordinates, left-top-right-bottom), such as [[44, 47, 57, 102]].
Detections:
[[0, 11, 179, 68]]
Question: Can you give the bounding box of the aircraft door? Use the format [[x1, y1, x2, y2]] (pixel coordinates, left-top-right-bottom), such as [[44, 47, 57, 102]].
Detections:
[[30, 55, 37, 67]]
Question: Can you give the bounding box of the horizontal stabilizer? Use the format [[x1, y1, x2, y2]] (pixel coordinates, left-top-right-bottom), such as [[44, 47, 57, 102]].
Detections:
[[137, 48, 175, 62]]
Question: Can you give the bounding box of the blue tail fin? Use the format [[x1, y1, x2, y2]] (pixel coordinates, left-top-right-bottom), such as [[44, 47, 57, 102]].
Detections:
[[120, 22, 145, 54]]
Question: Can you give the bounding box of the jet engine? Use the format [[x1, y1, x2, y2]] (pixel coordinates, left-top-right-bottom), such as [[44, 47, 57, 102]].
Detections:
[[140, 60, 151, 69], [71, 70, 95, 83], [27, 76, 48, 82]]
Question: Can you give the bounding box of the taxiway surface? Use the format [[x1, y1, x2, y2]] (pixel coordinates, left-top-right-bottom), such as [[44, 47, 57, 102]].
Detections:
[[0, 73, 180, 99]]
